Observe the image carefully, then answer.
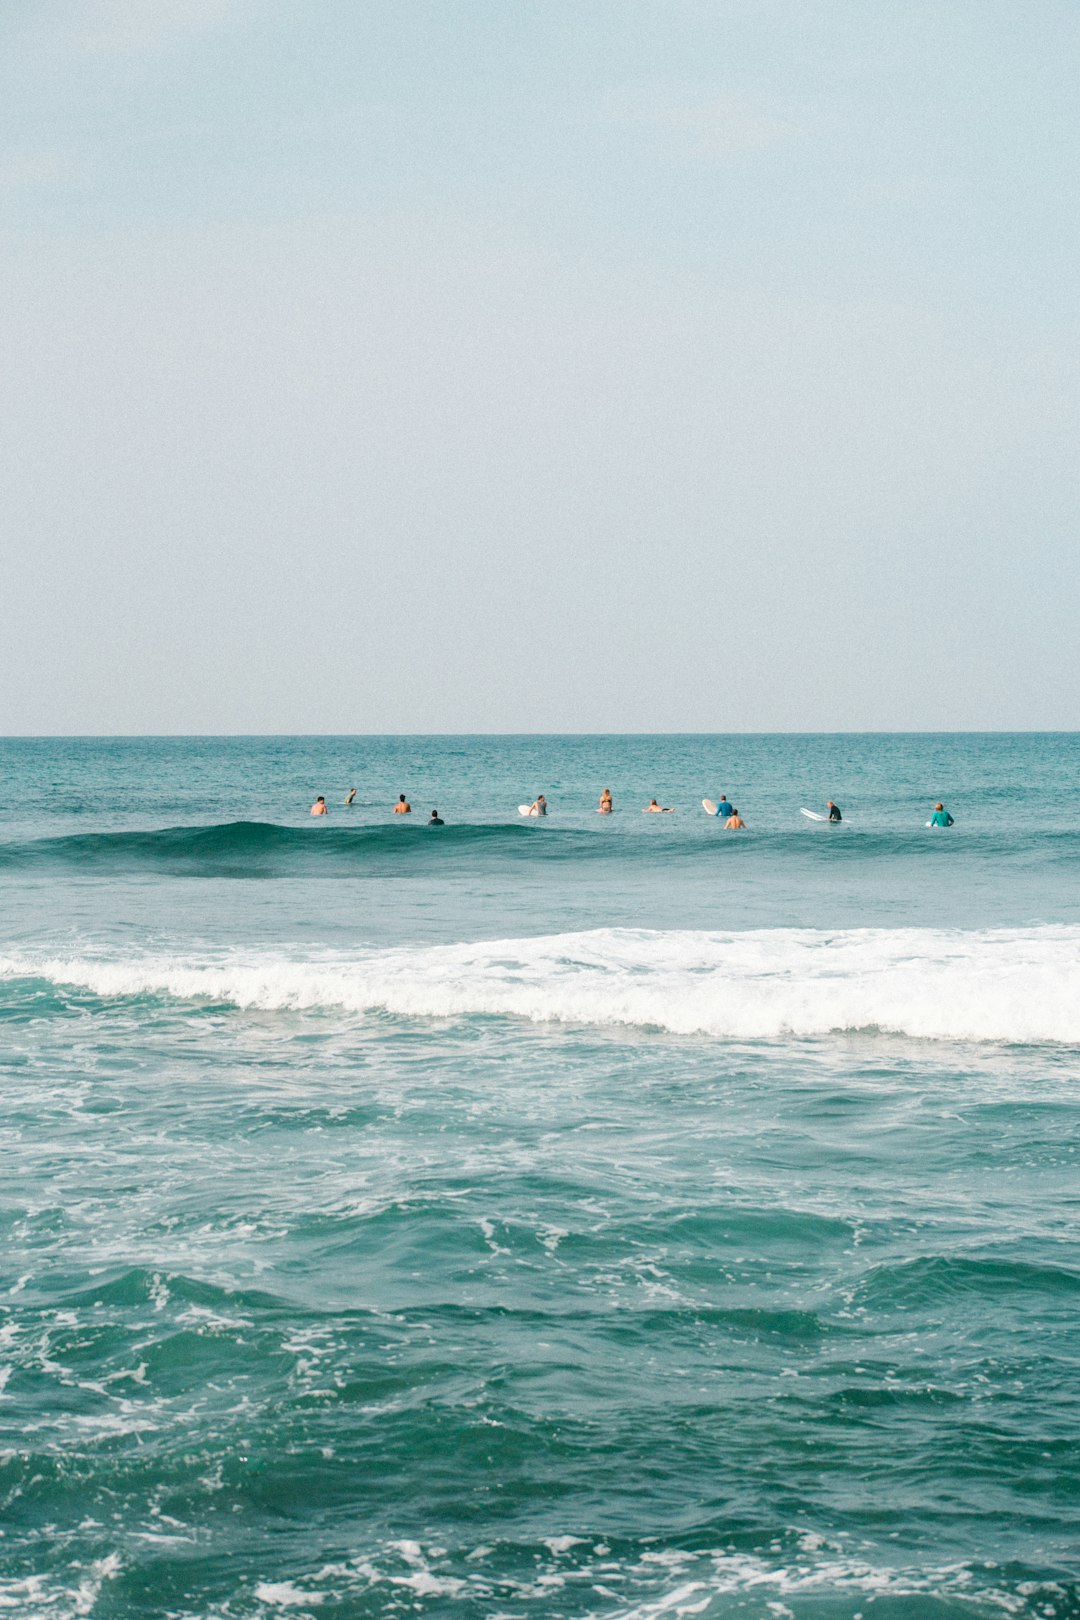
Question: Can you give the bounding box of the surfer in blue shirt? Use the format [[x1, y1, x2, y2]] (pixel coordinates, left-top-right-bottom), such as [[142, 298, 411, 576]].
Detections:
[[929, 802, 954, 828], [715, 796, 734, 819]]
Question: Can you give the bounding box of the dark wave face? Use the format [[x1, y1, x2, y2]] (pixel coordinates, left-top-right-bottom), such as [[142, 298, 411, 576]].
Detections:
[[0, 819, 563, 875], [4, 817, 1080, 881]]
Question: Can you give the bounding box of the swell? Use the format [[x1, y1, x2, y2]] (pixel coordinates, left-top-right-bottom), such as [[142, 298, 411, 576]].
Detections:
[[0, 819, 580, 874], [3, 925, 1080, 1045], [4, 819, 1080, 877]]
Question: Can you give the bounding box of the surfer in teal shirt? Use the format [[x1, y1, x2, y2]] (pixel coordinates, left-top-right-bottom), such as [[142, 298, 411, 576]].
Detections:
[[929, 802, 954, 828]]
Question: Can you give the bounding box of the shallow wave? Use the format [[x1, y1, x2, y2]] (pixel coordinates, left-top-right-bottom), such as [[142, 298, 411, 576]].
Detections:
[[3, 819, 1079, 877], [3, 925, 1080, 1044], [0, 818, 567, 872]]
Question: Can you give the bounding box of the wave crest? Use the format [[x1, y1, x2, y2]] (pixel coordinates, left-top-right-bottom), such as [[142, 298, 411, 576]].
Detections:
[[3, 926, 1080, 1045]]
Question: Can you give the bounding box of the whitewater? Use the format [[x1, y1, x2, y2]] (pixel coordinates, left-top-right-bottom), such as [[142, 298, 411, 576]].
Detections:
[[2, 733, 1079, 1620], [6, 924, 1080, 1043]]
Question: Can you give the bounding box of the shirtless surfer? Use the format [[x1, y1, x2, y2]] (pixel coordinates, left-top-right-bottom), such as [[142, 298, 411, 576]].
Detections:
[[724, 808, 746, 828], [643, 799, 674, 813], [393, 794, 411, 815], [310, 796, 328, 816]]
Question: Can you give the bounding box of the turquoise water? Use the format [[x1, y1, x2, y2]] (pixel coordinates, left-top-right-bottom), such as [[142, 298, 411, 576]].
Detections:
[[2, 735, 1079, 1619]]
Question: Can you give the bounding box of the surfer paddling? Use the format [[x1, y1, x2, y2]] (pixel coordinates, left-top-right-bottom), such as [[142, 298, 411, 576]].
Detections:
[[643, 799, 674, 813]]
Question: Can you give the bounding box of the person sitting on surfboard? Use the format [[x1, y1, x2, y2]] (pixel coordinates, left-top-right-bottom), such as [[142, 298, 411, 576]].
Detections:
[[345, 788, 356, 806], [827, 800, 842, 822], [597, 789, 613, 814], [715, 795, 734, 819], [724, 808, 746, 829], [393, 794, 411, 815], [528, 795, 547, 817], [643, 799, 674, 813], [310, 796, 328, 816], [929, 802, 954, 828]]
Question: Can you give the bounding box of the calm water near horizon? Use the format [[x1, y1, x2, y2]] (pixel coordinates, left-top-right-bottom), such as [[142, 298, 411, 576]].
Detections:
[[1, 734, 1079, 1619]]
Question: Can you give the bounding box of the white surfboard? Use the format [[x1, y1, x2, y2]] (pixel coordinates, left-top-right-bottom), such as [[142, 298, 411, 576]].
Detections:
[[800, 808, 828, 822], [702, 799, 718, 816], [519, 804, 537, 817]]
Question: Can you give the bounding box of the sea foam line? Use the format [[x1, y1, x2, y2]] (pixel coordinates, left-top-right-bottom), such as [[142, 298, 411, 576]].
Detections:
[[2, 926, 1080, 1045]]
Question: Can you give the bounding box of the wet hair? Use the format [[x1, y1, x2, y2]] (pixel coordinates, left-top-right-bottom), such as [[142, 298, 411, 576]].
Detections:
[[935, 802, 944, 811], [431, 809, 439, 817], [399, 793, 406, 801]]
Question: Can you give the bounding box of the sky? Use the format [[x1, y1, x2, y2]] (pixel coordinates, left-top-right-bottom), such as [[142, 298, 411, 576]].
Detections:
[[1, 0, 1077, 733]]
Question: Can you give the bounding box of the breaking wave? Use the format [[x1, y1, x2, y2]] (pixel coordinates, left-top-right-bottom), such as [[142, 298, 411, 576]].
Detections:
[[3, 925, 1079, 1044]]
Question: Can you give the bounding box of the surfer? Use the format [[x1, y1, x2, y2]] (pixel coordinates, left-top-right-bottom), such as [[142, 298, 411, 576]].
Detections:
[[715, 795, 735, 819], [597, 789, 613, 814], [428, 809, 444, 826], [827, 800, 842, 822], [393, 794, 411, 815], [929, 802, 954, 828], [725, 808, 746, 828], [527, 795, 547, 817], [345, 788, 356, 806], [310, 796, 328, 816], [643, 799, 674, 813]]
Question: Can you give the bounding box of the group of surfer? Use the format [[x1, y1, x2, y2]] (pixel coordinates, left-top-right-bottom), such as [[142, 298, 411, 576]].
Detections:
[[310, 793, 443, 824], [311, 789, 956, 828]]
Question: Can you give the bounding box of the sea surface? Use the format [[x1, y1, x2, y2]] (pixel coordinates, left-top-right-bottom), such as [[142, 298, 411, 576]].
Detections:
[[1, 734, 1079, 1620]]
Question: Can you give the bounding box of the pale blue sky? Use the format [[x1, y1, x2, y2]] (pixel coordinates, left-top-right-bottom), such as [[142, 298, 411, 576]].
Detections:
[[2, 1, 1077, 731]]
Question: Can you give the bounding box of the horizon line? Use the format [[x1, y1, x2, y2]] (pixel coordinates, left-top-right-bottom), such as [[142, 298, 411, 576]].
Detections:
[[2, 729, 1079, 742]]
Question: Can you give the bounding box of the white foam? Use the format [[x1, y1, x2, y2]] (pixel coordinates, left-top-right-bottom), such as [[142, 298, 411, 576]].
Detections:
[[254, 1581, 324, 1607], [3, 924, 1080, 1045]]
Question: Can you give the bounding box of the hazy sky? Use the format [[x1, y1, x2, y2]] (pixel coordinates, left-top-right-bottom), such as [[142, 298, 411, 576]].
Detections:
[[2, 0, 1077, 732]]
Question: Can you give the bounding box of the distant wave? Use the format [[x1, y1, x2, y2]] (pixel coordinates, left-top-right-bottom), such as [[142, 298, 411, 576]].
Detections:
[[0, 819, 591, 874], [3, 926, 1080, 1045], [4, 818, 1080, 877]]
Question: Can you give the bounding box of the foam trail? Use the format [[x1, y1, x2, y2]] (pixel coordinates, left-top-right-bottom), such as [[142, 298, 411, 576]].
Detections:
[[2, 926, 1080, 1044]]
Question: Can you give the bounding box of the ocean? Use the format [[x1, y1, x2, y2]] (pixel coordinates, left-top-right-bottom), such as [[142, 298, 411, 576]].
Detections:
[[1, 733, 1078, 1620]]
